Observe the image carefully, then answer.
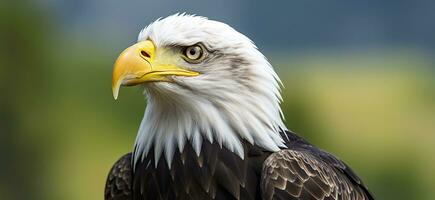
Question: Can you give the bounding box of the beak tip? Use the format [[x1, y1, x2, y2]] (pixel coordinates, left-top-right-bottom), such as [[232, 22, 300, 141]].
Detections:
[[112, 81, 121, 100], [112, 87, 119, 100]]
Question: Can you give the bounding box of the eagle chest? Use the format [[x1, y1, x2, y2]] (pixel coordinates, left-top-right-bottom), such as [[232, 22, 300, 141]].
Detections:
[[132, 142, 271, 200]]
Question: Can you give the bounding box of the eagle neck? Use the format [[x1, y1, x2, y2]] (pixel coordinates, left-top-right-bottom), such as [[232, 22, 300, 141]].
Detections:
[[133, 82, 287, 169]]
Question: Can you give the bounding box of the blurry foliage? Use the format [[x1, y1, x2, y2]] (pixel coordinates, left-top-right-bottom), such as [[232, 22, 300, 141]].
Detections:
[[274, 55, 435, 200], [1, 2, 435, 200]]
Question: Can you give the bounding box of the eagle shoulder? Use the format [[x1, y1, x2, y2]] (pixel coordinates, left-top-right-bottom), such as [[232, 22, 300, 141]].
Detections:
[[260, 141, 374, 200], [105, 153, 133, 200]]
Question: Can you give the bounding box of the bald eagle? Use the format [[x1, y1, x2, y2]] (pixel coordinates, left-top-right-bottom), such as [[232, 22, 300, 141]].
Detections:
[[105, 14, 374, 200]]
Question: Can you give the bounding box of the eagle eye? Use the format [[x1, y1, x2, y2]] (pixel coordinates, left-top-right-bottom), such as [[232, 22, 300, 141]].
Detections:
[[183, 44, 205, 63]]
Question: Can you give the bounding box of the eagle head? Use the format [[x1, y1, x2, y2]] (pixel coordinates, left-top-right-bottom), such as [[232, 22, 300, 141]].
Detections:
[[112, 14, 287, 167]]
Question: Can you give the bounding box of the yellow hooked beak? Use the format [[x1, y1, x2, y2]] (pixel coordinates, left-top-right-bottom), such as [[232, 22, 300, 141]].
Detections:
[[112, 40, 199, 99]]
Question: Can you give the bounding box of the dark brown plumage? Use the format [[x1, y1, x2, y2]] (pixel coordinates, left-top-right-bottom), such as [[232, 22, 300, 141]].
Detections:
[[105, 153, 133, 200], [105, 131, 373, 200], [261, 133, 373, 200]]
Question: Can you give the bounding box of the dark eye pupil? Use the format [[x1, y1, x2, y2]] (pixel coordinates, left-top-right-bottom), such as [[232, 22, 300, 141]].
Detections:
[[189, 48, 196, 55]]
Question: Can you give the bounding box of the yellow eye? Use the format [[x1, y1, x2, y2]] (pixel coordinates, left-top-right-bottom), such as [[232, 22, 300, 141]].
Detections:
[[183, 45, 204, 62]]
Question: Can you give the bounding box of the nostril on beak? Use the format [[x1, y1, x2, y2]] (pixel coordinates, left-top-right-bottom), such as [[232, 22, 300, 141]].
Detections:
[[140, 50, 151, 59]]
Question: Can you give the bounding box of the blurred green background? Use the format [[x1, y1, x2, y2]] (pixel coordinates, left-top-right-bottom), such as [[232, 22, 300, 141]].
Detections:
[[1, 1, 434, 200]]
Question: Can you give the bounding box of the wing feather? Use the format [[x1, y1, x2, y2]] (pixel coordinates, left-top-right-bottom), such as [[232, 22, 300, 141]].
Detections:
[[261, 149, 373, 200], [105, 153, 133, 200]]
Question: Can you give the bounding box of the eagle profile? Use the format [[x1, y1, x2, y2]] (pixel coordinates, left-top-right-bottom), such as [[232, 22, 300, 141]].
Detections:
[[105, 14, 374, 200]]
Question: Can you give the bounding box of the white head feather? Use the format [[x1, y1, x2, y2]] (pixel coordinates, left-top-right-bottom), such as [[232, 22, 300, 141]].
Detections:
[[133, 14, 287, 168]]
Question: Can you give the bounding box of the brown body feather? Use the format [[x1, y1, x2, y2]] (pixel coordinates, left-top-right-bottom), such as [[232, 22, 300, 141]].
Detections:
[[105, 131, 373, 200]]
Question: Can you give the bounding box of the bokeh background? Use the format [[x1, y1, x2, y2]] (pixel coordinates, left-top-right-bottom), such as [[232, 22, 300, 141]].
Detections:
[[1, 0, 435, 199]]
